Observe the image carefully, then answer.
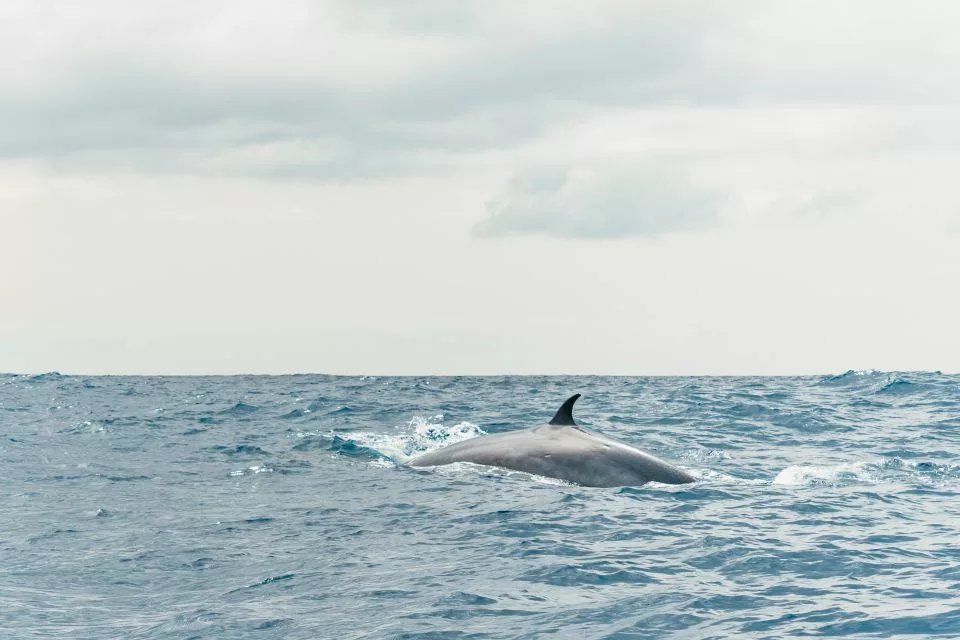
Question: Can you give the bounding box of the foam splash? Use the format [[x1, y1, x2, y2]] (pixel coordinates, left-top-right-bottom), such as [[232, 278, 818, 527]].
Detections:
[[773, 461, 874, 486], [229, 464, 273, 477], [308, 414, 486, 467], [773, 457, 960, 487]]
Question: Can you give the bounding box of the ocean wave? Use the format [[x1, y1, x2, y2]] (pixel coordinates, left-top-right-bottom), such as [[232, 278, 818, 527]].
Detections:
[[26, 371, 65, 382], [217, 402, 261, 415], [874, 375, 923, 395], [817, 369, 884, 385], [7, 373, 960, 638], [817, 370, 945, 397]]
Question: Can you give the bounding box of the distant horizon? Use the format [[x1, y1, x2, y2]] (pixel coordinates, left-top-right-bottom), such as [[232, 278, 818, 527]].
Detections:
[[6, 368, 954, 378]]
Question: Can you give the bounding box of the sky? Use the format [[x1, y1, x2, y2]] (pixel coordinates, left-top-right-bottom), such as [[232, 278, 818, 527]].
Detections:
[[2, 0, 959, 375]]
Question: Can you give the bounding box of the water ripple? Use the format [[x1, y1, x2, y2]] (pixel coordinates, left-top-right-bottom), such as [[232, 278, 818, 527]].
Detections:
[[2, 372, 959, 638]]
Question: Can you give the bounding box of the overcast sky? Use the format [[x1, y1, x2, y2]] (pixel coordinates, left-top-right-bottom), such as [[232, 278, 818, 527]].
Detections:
[[3, 1, 959, 375]]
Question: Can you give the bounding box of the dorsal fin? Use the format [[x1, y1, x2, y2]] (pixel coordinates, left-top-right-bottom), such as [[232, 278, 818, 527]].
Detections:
[[549, 394, 581, 426]]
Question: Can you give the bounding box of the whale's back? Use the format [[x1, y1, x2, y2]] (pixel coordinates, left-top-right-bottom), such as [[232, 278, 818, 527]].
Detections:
[[409, 422, 694, 487]]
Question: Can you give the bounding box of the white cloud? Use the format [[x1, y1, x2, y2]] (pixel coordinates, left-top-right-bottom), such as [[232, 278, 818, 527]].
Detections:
[[3, 0, 960, 373], [476, 159, 720, 238], [3, 1, 960, 185]]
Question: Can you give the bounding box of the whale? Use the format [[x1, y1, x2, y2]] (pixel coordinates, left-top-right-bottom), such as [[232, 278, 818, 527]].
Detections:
[[408, 394, 695, 487]]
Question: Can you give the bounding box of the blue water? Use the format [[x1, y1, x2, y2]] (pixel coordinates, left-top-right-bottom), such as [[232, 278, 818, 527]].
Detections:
[[2, 372, 959, 639]]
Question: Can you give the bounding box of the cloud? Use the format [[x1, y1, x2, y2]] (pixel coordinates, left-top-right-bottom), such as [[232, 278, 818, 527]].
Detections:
[[2, 0, 960, 231], [0, 1, 740, 178], [475, 159, 719, 238], [4, 1, 960, 374], [3, 0, 960, 186]]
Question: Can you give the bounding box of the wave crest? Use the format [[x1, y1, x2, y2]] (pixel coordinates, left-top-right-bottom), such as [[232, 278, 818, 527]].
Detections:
[[773, 458, 960, 487]]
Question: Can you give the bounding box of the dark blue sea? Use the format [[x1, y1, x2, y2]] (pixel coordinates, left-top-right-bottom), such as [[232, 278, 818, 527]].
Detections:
[[2, 372, 959, 639]]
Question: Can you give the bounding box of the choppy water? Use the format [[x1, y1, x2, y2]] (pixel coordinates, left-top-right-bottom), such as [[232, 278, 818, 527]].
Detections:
[[2, 371, 959, 639]]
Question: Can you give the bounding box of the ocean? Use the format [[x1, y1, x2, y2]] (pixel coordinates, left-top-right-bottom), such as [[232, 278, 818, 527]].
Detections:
[[2, 371, 958, 639]]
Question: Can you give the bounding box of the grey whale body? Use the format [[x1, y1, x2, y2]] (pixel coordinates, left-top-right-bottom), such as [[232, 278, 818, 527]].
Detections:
[[409, 394, 695, 488]]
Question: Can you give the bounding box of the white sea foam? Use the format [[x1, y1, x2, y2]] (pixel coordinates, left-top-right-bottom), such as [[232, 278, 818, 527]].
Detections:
[[330, 414, 486, 466], [773, 461, 876, 486], [772, 457, 960, 487], [230, 464, 273, 477]]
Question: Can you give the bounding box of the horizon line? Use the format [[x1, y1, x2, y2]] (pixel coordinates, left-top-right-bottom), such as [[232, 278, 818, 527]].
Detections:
[[4, 369, 951, 378]]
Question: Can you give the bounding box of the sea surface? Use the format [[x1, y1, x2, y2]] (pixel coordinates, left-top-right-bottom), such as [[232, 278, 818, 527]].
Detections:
[[2, 372, 959, 639]]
